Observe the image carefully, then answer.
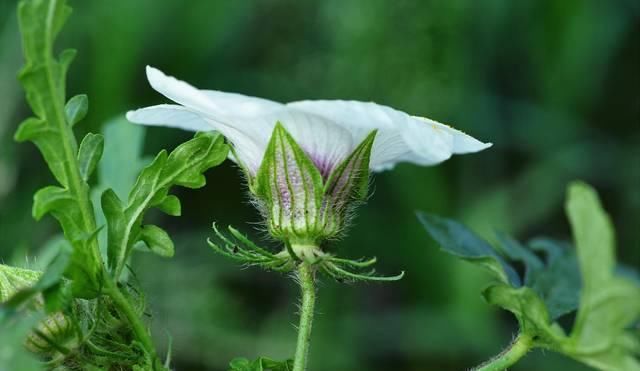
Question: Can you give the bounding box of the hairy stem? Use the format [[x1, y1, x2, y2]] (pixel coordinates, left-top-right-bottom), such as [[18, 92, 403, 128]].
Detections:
[[293, 262, 316, 371], [103, 277, 157, 364], [473, 333, 533, 371]]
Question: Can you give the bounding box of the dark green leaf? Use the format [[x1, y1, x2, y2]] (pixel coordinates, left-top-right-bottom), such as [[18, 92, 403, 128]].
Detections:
[[77, 133, 104, 181], [417, 212, 520, 286], [495, 232, 543, 285], [65, 94, 88, 126], [528, 238, 581, 319]]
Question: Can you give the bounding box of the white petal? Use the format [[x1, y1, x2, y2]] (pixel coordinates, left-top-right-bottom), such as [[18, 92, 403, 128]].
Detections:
[[126, 104, 266, 172], [126, 104, 213, 132], [145, 66, 221, 116], [287, 100, 491, 171], [202, 90, 284, 118], [418, 117, 493, 154], [142, 67, 283, 172], [275, 110, 353, 177], [233, 109, 353, 177]]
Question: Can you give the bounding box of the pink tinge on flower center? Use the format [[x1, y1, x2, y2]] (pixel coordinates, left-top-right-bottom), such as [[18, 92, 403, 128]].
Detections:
[[309, 154, 337, 180]]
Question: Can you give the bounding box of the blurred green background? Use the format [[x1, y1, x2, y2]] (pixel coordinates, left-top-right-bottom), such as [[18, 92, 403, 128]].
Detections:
[[1, 0, 638, 370]]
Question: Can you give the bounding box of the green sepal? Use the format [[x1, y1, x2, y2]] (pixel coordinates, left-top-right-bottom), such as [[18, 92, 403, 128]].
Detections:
[[65, 94, 88, 127], [254, 123, 324, 242], [325, 130, 376, 201], [104, 133, 228, 278], [77, 133, 104, 181]]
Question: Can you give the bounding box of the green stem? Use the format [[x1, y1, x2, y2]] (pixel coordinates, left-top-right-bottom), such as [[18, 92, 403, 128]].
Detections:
[[293, 262, 316, 371], [103, 277, 157, 364], [473, 333, 533, 371]]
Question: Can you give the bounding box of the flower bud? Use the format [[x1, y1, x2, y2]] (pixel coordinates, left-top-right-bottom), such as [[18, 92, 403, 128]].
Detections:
[[252, 123, 376, 248]]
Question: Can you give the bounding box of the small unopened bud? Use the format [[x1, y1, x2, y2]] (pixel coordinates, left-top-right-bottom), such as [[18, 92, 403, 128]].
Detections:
[[252, 123, 376, 250]]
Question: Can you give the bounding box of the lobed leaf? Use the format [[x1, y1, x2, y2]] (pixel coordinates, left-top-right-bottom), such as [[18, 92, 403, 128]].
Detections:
[[16, 0, 102, 298], [104, 132, 227, 278]]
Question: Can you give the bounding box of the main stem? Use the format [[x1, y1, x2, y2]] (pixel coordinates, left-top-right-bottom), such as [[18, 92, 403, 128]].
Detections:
[[103, 276, 157, 362], [473, 333, 533, 371], [293, 262, 316, 371]]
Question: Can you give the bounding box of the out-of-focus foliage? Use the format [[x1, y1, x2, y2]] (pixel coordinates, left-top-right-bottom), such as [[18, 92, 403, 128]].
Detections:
[[419, 182, 640, 370], [1, 0, 638, 370]]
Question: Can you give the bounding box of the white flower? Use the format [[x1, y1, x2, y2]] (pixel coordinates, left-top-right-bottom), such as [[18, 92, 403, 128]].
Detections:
[[127, 66, 491, 246], [127, 66, 491, 177]]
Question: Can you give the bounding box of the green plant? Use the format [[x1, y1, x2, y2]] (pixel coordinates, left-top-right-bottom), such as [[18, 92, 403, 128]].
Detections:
[[1, 0, 227, 369], [419, 181, 640, 371]]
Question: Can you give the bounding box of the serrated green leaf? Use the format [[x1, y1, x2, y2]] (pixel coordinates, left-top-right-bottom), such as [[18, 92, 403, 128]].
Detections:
[[163, 132, 229, 188], [77, 133, 104, 181], [104, 133, 227, 278], [16, 0, 104, 300], [140, 225, 174, 258], [417, 212, 520, 286], [65, 94, 88, 126]]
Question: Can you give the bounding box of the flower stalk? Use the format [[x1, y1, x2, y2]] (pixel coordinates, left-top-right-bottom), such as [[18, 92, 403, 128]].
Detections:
[[472, 333, 533, 371], [293, 262, 316, 371]]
